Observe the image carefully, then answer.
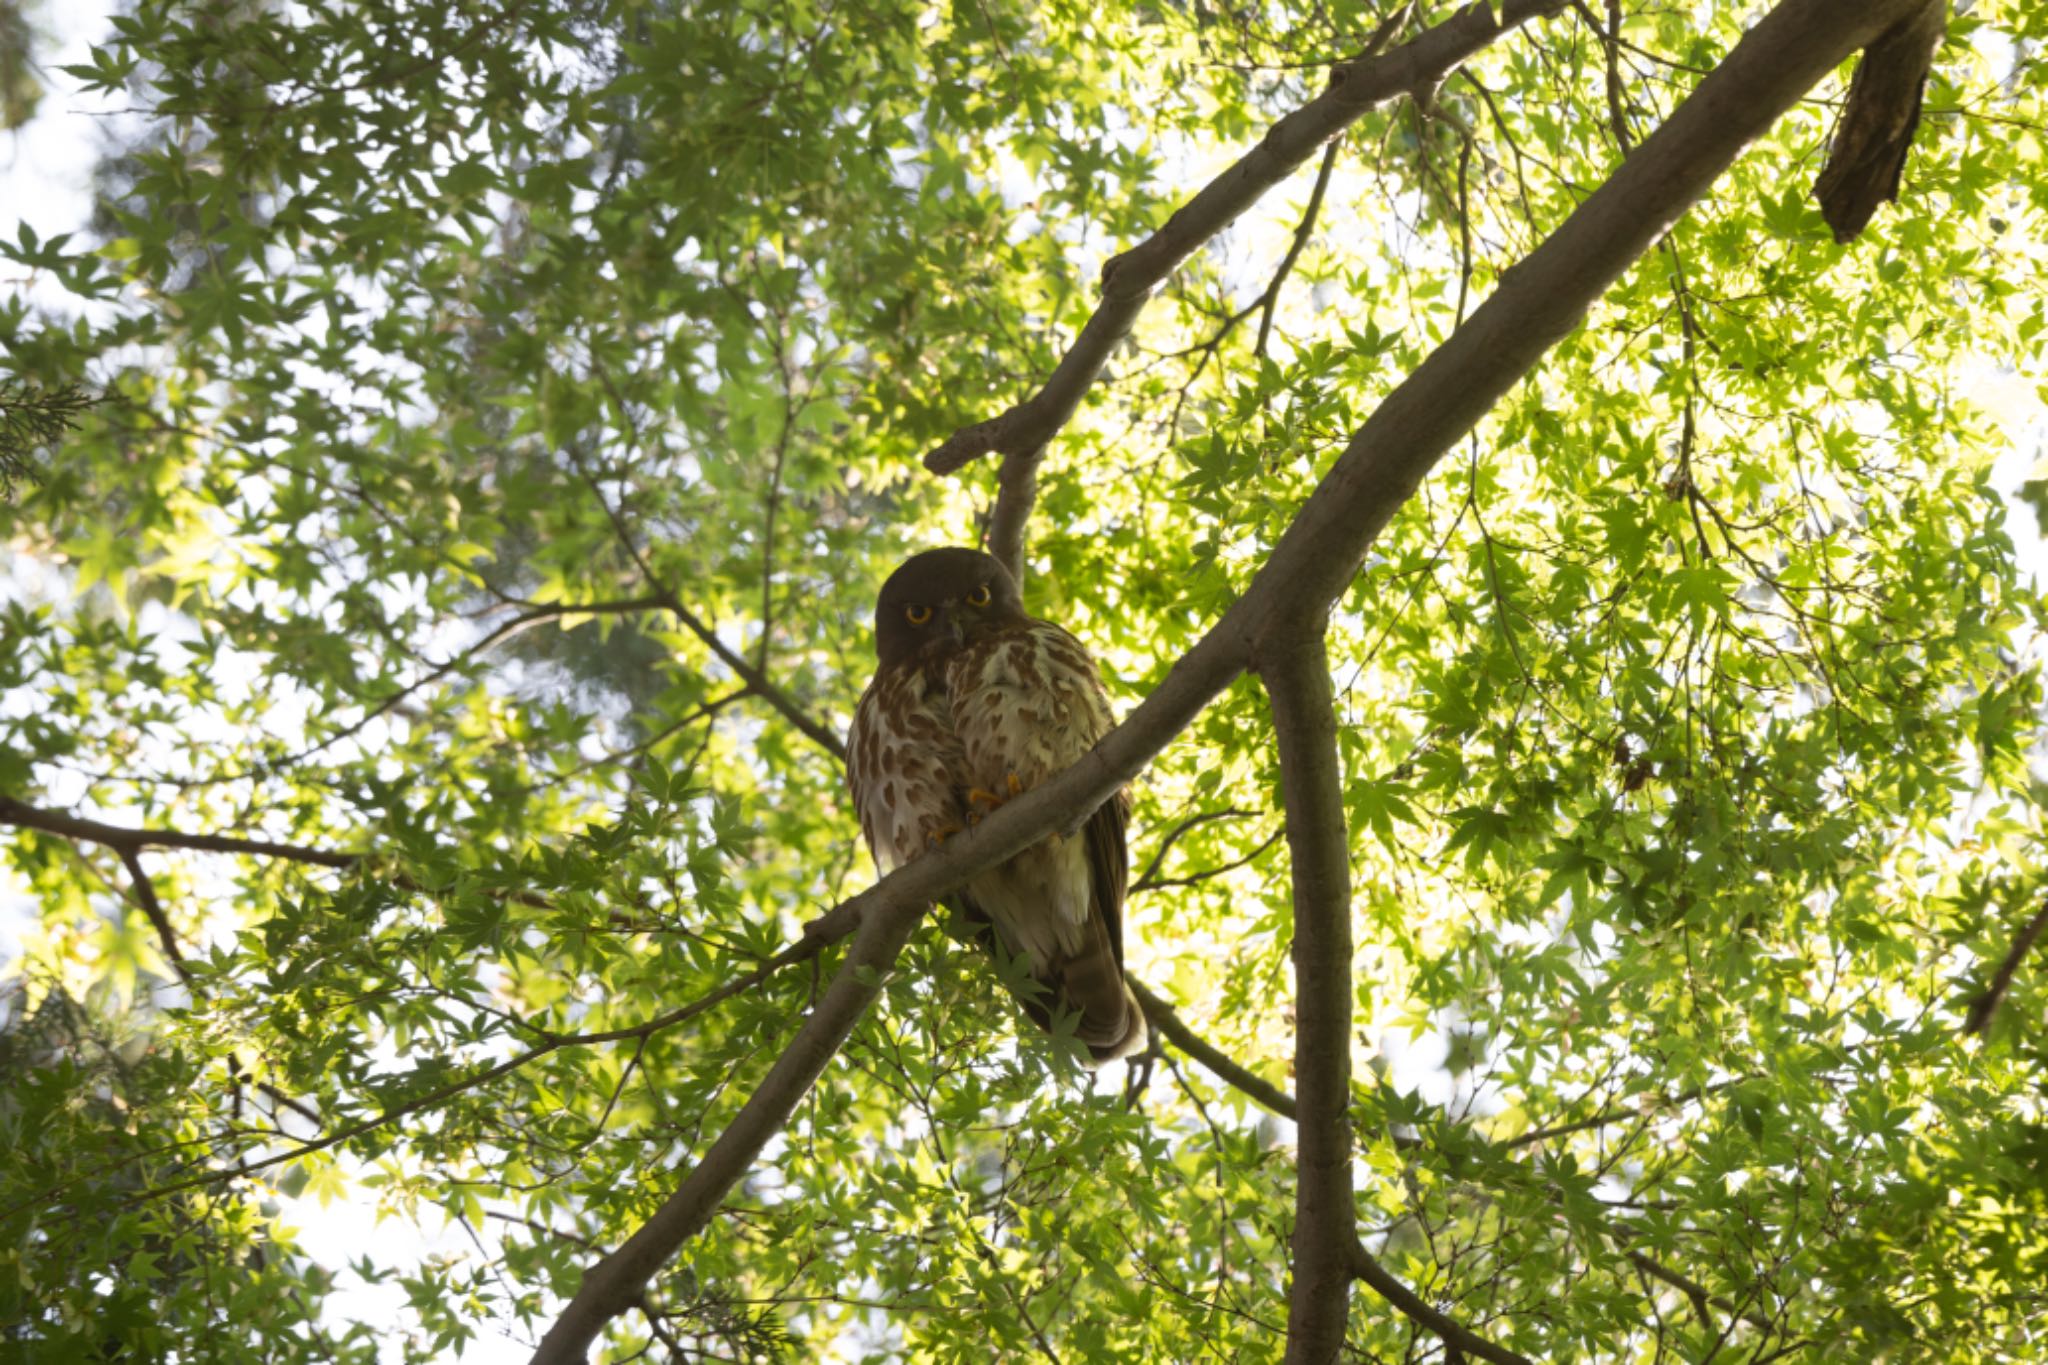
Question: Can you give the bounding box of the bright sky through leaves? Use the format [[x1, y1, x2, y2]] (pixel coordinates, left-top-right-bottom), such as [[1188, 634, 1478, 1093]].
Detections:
[[5, 1, 2048, 1360]]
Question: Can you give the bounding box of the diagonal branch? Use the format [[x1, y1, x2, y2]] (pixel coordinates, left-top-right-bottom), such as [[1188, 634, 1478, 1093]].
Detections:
[[576, 459, 848, 760], [532, 1, 1926, 1353], [533, 863, 949, 1360], [115, 844, 189, 978], [947, 2, 1568, 585], [1262, 628, 1358, 1364], [1349, 1238, 1534, 1365], [1129, 977, 1298, 1120], [1255, 138, 1343, 361], [284, 597, 664, 771], [922, 0, 1564, 480], [1962, 897, 2048, 1036], [0, 794, 360, 869]]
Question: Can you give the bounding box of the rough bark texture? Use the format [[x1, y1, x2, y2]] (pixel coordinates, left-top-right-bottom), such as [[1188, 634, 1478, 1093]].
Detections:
[[1264, 630, 1357, 1363], [1813, 0, 1947, 242], [532, 1, 1926, 1355]]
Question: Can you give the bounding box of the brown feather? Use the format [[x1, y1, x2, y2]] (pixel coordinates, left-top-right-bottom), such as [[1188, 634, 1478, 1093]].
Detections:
[[848, 548, 1146, 1064]]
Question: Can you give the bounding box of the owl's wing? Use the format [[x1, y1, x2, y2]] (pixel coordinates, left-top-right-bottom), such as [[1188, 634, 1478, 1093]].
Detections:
[[950, 618, 1145, 1062], [1015, 622, 1130, 955], [1087, 784, 1130, 973]]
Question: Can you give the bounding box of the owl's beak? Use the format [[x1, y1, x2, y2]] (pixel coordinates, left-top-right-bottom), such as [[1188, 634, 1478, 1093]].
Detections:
[[944, 612, 966, 649]]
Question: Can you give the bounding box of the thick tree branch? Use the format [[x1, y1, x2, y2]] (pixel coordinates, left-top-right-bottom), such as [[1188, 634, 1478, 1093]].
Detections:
[[1225, 0, 1919, 645], [1812, 0, 1947, 242], [1963, 898, 2048, 1036], [533, 1, 1924, 1352], [986, 447, 1038, 589], [533, 871, 926, 1361], [1263, 628, 1356, 1365]]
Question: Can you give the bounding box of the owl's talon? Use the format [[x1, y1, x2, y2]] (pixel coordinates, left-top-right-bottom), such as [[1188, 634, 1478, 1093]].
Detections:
[[966, 776, 1028, 820], [924, 823, 963, 849]]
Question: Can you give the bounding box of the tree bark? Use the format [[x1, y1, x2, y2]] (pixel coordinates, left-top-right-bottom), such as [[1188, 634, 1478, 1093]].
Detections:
[[531, 1, 1927, 1355], [531, 893, 925, 1363], [1264, 629, 1357, 1363], [1813, 0, 1947, 242], [931, 0, 1573, 585]]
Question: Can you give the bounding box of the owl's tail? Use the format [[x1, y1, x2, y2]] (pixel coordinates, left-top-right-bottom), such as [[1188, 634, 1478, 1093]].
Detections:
[[950, 893, 1147, 1065], [1050, 909, 1147, 1065]]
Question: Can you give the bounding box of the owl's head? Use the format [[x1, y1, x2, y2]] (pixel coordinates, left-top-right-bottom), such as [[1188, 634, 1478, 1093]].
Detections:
[[872, 547, 1025, 667]]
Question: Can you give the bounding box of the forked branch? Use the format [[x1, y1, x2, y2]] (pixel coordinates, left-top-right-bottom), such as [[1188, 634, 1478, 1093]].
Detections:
[[533, 1, 1928, 1354], [937, 0, 1571, 584]]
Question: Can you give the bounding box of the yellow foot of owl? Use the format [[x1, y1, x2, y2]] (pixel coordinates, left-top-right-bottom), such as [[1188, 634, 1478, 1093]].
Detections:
[[965, 773, 1027, 824], [924, 822, 963, 849]]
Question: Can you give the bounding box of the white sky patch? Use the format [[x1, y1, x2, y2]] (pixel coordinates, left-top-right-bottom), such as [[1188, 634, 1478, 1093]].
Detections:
[[278, 1160, 544, 1365], [5, 2, 2048, 1355]]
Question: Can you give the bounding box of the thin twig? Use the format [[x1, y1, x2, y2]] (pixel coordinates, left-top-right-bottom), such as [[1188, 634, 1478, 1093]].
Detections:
[[1255, 139, 1343, 359], [574, 386, 848, 760], [1131, 807, 1262, 889], [922, 0, 1566, 472], [0, 795, 359, 869]]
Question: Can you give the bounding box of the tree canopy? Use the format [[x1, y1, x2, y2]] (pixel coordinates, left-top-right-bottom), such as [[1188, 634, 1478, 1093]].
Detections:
[[5, 0, 2048, 1360]]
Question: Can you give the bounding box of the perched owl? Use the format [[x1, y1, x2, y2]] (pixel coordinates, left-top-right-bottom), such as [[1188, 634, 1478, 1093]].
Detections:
[[846, 547, 1145, 1063]]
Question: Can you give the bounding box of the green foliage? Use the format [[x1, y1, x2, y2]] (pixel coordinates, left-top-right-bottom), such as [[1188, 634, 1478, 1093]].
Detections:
[[0, 1, 45, 131], [4, 0, 2048, 1359], [0, 380, 93, 499]]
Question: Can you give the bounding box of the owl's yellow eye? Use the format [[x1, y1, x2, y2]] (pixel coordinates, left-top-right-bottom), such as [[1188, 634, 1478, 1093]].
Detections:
[[966, 583, 992, 607], [905, 604, 932, 626]]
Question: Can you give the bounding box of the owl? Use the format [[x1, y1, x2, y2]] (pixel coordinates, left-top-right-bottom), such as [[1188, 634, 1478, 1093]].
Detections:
[[846, 547, 1145, 1063]]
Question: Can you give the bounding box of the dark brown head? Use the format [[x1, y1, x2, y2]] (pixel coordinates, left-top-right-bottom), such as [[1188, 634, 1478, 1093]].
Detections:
[[872, 547, 1025, 669]]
